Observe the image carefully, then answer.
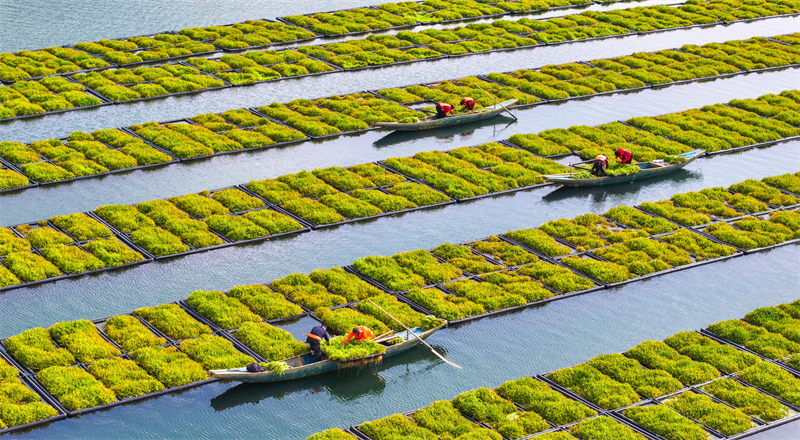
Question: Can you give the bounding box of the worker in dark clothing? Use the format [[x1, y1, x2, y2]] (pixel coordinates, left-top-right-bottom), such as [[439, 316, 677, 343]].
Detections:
[[435, 102, 454, 119], [460, 97, 476, 113], [614, 148, 633, 164], [306, 324, 330, 362], [591, 154, 609, 177]]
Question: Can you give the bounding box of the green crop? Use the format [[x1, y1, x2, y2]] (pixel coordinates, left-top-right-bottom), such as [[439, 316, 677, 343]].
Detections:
[[312, 167, 374, 191], [549, 364, 640, 409], [624, 405, 708, 440], [445, 279, 527, 310], [702, 378, 791, 423], [516, 261, 594, 293], [5, 327, 76, 370], [658, 229, 736, 260], [130, 227, 189, 256], [170, 193, 230, 219], [19, 162, 74, 183], [228, 284, 302, 320], [103, 315, 166, 351], [186, 290, 261, 329], [3, 251, 62, 282], [497, 377, 597, 426], [471, 236, 537, 266], [242, 209, 303, 234], [540, 219, 609, 250], [453, 387, 549, 439], [569, 416, 646, 440], [708, 319, 800, 359], [770, 210, 800, 233], [38, 366, 116, 411], [308, 267, 380, 302], [763, 172, 800, 194], [0, 229, 32, 256], [561, 256, 632, 284], [408, 287, 485, 321], [664, 331, 759, 373], [505, 228, 571, 257], [432, 243, 504, 274], [743, 306, 800, 343], [393, 249, 463, 284], [206, 215, 268, 241], [665, 392, 752, 436], [234, 322, 308, 361], [319, 193, 382, 218], [738, 361, 800, 406], [49, 319, 120, 363], [360, 413, 437, 440], [0, 381, 58, 427], [86, 357, 164, 399], [82, 237, 144, 267], [604, 206, 678, 234], [0, 169, 30, 190], [640, 200, 711, 226], [306, 428, 356, 440], [129, 345, 208, 387], [210, 188, 265, 212], [179, 334, 254, 370], [625, 340, 720, 385], [322, 336, 386, 361], [589, 353, 683, 398], [386, 182, 450, 206], [272, 273, 346, 311], [352, 255, 425, 292], [410, 400, 484, 440], [18, 226, 71, 248], [357, 293, 442, 331], [40, 244, 105, 274], [316, 307, 390, 336], [730, 179, 799, 206], [352, 189, 416, 212], [94, 204, 155, 232], [135, 303, 212, 340]]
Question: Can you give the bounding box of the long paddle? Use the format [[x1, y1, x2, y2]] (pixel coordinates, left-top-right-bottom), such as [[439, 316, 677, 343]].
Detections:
[[472, 83, 518, 121], [366, 299, 462, 369]]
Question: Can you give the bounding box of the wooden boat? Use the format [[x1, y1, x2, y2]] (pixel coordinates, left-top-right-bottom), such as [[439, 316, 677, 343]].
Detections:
[[373, 99, 518, 131], [541, 149, 705, 187], [209, 324, 446, 383]]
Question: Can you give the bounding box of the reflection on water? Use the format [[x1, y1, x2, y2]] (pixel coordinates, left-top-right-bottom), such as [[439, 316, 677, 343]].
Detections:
[[372, 117, 517, 148], [210, 345, 444, 411], [541, 167, 704, 204]]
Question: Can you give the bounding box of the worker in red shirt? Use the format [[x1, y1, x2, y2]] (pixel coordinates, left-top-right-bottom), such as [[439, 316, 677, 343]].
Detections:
[[614, 148, 633, 164], [342, 326, 374, 344], [459, 97, 476, 113], [591, 154, 609, 177], [435, 102, 454, 119]]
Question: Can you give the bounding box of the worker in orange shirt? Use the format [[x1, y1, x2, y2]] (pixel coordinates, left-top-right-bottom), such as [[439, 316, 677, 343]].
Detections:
[[459, 97, 476, 113], [342, 326, 374, 344], [434, 102, 454, 119]]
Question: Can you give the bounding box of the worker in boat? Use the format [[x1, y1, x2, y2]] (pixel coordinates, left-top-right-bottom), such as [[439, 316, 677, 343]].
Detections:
[[434, 102, 454, 119], [342, 326, 374, 345], [306, 324, 330, 362], [614, 147, 633, 164], [459, 97, 476, 113], [591, 154, 609, 177]]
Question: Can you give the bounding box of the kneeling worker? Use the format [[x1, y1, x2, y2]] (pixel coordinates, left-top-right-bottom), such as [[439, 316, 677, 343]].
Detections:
[[306, 324, 330, 362], [435, 102, 454, 119], [459, 97, 476, 113], [591, 154, 609, 177], [614, 147, 633, 164], [342, 326, 374, 345]]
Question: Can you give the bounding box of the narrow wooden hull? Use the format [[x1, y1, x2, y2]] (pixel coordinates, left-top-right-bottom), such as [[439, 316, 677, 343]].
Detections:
[[209, 324, 444, 383], [374, 99, 517, 131], [543, 149, 705, 187]]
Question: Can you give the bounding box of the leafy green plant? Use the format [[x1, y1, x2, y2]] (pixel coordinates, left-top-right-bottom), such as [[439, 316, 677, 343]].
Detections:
[[471, 236, 537, 266], [5, 327, 76, 370], [129, 345, 208, 387], [0, 229, 31, 256], [40, 244, 105, 274], [516, 261, 594, 293], [359, 413, 437, 440], [316, 307, 390, 336], [38, 366, 116, 411], [738, 361, 800, 407], [589, 353, 682, 398], [352, 255, 425, 292], [730, 179, 799, 206], [561, 256, 632, 284], [308, 267, 381, 302], [708, 319, 799, 359], [135, 303, 212, 340], [205, 215, 268, 241], [664, 331, 760, 374], [386, 182, 450, 206], [640, 200, 711, 226], [3, 251, 62, 282], [322, 336, 386, 361], [179, 334, 254, 369], [549, 364, 641, 410], [17, 226, 71, 249], [228, 284, 302, 320], [743, 306, 800, 343], [50, 213, 111, 241], [306, 428, 356, 440], [665, 392, 752, 436], [83, 237, 144, 266], [453, 387, 549, 438], [234, 322, 308, 361], [49, 319, 120, 363], [604, 206, 678, 234], [170, 193, 230, 219], [410, 400, 483, 440], [568, 416, 646, 440], [93, 204, 155, 232], [625, 340, 720, 385], [242, 209, 303, 234], [623, 405, 707, 440], [186, 290, 261, 329], [505, 228, 571, 257], [86, 357, 164, 399], [272, 273, 346, 311], [497, 377, 597, 426], [407, 287, 485, 321], [130, 227, 190, 256], [103, 315, 166, 352], [658, 229, 736, 260], [701, 378, 791, 423], [357, 293, 442, 331], [763, 172, 800, 194], [211, 188, 265, 212]]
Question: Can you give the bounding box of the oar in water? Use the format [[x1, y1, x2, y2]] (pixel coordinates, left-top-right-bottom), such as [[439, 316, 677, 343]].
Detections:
[[366, 299, 462, 369], [472, 83, 518, 121]]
